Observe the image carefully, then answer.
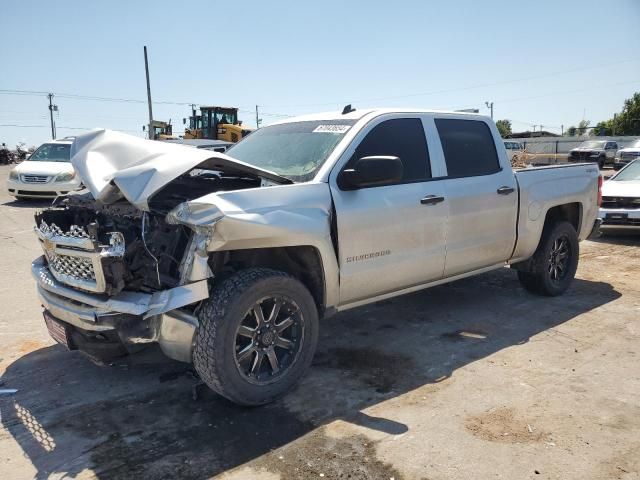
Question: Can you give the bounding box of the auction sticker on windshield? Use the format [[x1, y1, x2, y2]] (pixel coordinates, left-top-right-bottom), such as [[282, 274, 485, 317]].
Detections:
[[313, 125, 351, 134]]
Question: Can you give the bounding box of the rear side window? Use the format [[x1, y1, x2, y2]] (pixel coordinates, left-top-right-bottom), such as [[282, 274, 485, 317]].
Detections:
[[435, 119, 501, 177], [352, 118, 431, 183]]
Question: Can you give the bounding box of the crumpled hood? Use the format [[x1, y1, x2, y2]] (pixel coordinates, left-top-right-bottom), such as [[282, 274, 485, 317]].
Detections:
[[70, 129, 289, 211]]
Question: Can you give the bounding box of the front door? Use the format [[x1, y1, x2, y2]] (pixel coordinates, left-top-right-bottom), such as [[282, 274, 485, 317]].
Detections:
[[330, 116, 448, 305]]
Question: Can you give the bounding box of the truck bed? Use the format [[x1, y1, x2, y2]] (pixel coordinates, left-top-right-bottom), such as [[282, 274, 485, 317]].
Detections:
[[511, 163, 600, 261]]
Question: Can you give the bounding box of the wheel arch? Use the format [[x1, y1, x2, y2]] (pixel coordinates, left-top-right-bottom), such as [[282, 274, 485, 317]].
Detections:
[[543, 202, 582, 234], [512, 202, 582, 272], [209, 246, 327, 316]]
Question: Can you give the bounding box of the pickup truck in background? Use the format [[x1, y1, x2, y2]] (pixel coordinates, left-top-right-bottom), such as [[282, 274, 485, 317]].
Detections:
[[32, 109, 601, 406], [613, 139, 640, 171], [568, 139, 618, 169]]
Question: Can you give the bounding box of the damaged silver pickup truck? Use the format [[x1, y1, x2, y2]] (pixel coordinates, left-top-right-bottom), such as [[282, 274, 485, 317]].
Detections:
[[32, 109, 601, 405]]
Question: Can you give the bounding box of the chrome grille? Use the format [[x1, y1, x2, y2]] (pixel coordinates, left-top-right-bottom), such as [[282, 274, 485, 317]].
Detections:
[[35, 220, 125, 293], [621, 152, 640, 161], [601, 197, 640, 210], [21, 174, 50, 184], [46, 252, 96, 280], [38, 221, 90, 239]]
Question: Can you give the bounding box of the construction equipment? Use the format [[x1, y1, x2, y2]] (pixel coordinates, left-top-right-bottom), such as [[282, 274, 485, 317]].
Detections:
[[183, 106, 253, 143], [146, 120, 177, 140]]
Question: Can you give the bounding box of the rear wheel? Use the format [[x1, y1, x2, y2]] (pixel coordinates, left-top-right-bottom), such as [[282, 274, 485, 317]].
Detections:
[[598, 155, 605, 170], [517, 221, 579, 296], [193, 268, 319, 406]]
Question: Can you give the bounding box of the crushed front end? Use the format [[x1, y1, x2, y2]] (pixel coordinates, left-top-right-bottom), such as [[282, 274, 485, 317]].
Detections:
[[32, 195, 210, 363]]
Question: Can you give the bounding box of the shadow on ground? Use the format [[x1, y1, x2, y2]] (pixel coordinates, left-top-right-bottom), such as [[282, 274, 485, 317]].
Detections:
[[2, 198, 54, 209], [591, 230, 640, 247], [0, 269, 620, 479]]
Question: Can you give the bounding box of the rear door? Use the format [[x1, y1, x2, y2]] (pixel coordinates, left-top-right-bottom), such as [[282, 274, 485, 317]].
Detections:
[[434, 117, 518, 277], [330, 115, 447, 305]]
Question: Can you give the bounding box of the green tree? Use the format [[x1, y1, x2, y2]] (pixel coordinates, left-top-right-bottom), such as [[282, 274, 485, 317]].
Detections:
[[495, 119, 512, 137], [587, 92, 640, 136], [577, 119, 590, 136], [590, 120, 612, 136], [565, 125, 577, 136], [612, 92, 640, 135]]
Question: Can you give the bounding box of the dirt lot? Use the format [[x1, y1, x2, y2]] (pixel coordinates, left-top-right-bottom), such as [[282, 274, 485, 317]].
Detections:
[[0, 164, 638, 480]]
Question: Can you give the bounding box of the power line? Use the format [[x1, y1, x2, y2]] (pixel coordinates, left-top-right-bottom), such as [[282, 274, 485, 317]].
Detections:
[[258, 57, 640, 108], [3, 56, 638, 114], [0, 123, 141, 134], [0, 89, 194, 106], [449, 79, 640, 125]]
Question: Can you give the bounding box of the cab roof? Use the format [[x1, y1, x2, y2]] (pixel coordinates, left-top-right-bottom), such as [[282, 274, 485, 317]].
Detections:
[[271, 108, 490, 125]]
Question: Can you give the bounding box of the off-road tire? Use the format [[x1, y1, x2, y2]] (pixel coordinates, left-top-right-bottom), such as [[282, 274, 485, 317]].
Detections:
[[598, 155, 606, 170], [517, 221, 579, 296], [193, 268, 319, 406]]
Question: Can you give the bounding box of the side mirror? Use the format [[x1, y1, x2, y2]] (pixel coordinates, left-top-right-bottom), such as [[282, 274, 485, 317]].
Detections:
[[338, 156, 403, 190], [183, 118, 187, 125]]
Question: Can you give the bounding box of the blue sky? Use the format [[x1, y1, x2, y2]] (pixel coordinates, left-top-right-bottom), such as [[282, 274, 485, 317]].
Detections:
[[1, 0, 639, 146]]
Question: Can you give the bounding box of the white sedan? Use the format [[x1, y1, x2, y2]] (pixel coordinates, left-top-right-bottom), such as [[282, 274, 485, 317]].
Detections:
[[599, 159, 640, 230], [7, 138, 81, 199]]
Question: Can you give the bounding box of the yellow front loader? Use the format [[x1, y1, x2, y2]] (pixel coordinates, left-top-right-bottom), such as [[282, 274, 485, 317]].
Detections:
[[183, 106, 253, 143]]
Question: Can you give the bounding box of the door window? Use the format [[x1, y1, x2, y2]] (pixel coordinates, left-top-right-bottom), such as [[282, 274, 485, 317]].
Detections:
[[435, 119, 501, 177], [349, 118, 431, 184]]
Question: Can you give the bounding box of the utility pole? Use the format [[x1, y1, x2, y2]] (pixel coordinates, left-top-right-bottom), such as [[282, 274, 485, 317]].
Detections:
[[47, 93, 57, 139], [561, 124, 564, 136], [255, 105, 262, 129], [144, 46, 154, 140], [484, 101, 494, 119]]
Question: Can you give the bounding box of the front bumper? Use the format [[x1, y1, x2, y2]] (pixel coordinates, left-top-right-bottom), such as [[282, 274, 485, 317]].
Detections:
[[32, 256, 208, 362], [7, 178, 81, 198], [598, 208, 640, 229], [568, 152, 602, 163]]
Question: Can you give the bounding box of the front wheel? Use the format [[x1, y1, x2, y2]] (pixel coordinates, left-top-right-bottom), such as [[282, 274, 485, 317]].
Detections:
[[517, 221, 579, 296], [193, 268, 319, 406]]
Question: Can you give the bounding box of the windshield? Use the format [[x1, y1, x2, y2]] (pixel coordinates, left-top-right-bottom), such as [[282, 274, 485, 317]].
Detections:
[[613, 160, 640, 181], [580, 141, 606, 149], [226, 120, 356, 182], [29, 143, 71, 162]]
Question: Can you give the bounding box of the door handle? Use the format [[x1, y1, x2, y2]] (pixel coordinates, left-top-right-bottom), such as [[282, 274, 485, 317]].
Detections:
[[497, 186, 515, 195], [420, 195, 445, 205]]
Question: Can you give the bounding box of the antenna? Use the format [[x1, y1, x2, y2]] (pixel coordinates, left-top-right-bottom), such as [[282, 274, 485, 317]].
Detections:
[[342, 104, 355, 115]]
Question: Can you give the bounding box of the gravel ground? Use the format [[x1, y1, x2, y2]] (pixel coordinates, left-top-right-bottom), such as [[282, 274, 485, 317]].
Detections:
[[0, 164, 638, 480]]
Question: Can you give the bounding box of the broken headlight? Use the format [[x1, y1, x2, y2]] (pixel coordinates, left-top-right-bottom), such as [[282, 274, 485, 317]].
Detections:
[[165, 202, 222, 227]]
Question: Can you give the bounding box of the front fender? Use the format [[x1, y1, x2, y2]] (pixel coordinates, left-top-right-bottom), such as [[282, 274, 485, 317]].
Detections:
[[171, 182, 340, 309]]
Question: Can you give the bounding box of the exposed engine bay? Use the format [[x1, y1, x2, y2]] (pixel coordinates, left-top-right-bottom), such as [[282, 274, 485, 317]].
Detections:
[[148, 168, 262, 213], [34, 166, 266, 296], [35, 197, 188, 295]]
